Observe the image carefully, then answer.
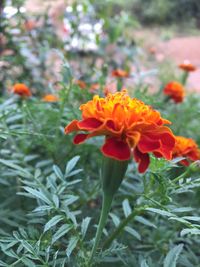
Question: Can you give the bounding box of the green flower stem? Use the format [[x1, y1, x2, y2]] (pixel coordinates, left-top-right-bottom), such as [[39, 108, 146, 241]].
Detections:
[[88, 157, 129, 266], [88, 192, 113, 265], [117, 78, 123, 91], [102, 207, 143, 249], [181, 71, 188, 86]]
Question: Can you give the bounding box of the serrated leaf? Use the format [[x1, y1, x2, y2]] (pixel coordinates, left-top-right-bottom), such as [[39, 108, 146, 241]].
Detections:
[[23, 187, 52, 205], [52, 194, 59, 208], [53, 165, 64, 180], [164, 244, 184, 267], [182, 216, 200, 222], [141, 259, 149, 267], [21, 258, 36, 267], [0, 260, 7, 266], [66, 236, 79, 258], [172, 207, 194, 213], [65, 169, 82, 178], [64, 195, 79, 206], [33, 205, 52, 212], [52, 224, 73, 244], [135, 216, 157, 229], [169, 217, 190, 225], [65, 156, 80, 175], [180, 228, 200, 236], [81, 217, 91, 238], [122, 199, 132, 217], [124, 226, 141, 240], [110, 213, 120, 227], [44, 215, 63, 232], [146, 208, 174, 217], [0, 159, 32, 178]]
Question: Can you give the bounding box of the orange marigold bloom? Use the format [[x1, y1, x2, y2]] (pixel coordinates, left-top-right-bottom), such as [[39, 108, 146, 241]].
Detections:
[[172, 136, 200, 166], [65, 90, 175, 173], [179, 60, 197, 72], [42, 94, 59, 102], [13, 83, 32, 97], [75, 80, 87, 89], [163, 81, 185, 103], [112, 69, 129, 78]]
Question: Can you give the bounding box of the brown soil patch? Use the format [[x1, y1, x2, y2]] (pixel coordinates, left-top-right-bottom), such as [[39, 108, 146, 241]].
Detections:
[[158, 37, 200, 92]]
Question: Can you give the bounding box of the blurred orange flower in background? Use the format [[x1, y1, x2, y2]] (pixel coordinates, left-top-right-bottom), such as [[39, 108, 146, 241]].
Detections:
[[172, 136, 200, 166], [24, 20, 37, 31], [112, 69, 129, 78], [65, 90, 175, 173], [163, 81, 185, 103], [42, 94, 59, 102], [75, 80, 87, 89], [179, 60, 197, 72], [90, 83, 100, 92], [13, 83, 32, 97]]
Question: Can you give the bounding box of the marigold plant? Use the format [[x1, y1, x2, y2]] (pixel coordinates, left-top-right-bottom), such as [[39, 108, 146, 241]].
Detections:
[[179, 60, 197, 72], [163, 81, 185, 103], [42, 94, 59, 102], [13, 83, 32, 97], [111, 69, 129, 78], [172, 136, 200, 166], [65, 90, 175, 173]]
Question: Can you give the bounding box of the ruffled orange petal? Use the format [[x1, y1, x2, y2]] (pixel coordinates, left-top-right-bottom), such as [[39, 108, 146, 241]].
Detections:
[[101, 137, 131, 161]]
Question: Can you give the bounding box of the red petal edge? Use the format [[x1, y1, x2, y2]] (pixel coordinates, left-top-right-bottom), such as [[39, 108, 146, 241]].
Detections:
[[101, 137, 131, 161], [78, 118, 103, 130], [73, 134, 88, 144], [65, 120, 79, 134], [134, 147, 150, 173]]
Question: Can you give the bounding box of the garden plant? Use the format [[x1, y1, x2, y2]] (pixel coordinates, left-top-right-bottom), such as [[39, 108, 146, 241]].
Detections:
[[0, 0, 200, 266]]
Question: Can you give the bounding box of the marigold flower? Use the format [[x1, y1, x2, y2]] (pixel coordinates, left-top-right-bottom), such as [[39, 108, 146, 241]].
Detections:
[[65, 90, 175, 173], [172, 136, 200, 166], [42, 94, 59, 102], [112, 69, 129, 78], [90, 83, 100, 92], [13, 83, 32, 97], [24, 20, 37, 31], [179, 60, 197, 72], [75, 80, 87, 89], [163, 81, 185, 103]]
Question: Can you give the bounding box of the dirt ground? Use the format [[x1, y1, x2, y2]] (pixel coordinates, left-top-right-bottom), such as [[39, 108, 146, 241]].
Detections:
[[157, 37, 200, 92], [136, 29, 200, 92]]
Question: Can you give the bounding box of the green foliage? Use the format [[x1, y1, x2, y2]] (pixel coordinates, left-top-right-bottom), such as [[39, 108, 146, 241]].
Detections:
[[0, 0, 200, 266]]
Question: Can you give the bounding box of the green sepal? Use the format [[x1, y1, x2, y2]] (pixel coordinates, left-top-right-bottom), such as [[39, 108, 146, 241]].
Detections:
[[101, 157, 129, 196]]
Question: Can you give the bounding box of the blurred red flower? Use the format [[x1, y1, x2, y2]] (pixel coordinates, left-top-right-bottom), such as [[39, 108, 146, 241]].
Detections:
[[179, 60, 197, 72], [172, 136, 200, 166], [24, 20, 37, 31], [163, 82, 185, 103], [112, 69, 129, 78], [13, 83, 32, 97], [75, 80, 87, 89]]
